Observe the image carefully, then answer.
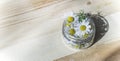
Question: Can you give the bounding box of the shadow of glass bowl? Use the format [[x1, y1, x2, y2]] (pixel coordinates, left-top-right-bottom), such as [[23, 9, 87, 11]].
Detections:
[[90, 14, 109, 44]]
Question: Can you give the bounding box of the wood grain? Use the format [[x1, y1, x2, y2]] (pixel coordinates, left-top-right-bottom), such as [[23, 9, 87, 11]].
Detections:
[[55, 39, 120, 61], [0, 0, 120, 61]]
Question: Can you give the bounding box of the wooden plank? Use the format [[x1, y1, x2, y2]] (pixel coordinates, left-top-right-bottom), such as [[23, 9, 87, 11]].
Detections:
[[55, 38, 120, 61], [0, 0, 120, 61]]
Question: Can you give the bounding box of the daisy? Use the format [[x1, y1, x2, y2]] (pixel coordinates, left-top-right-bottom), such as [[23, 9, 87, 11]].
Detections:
[[74, 18, 91, 38], [64, 12, 79, 36], [64, 12, 79, 23]]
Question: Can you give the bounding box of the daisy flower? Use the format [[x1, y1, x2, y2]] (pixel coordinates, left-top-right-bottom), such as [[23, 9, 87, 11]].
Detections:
[[64, 12, 79, 36], [74, 18, 91, 38], [64, 12, 79, 23]]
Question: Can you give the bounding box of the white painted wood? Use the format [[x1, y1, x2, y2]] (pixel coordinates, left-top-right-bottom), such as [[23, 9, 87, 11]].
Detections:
[[0, 0, 119, 61]]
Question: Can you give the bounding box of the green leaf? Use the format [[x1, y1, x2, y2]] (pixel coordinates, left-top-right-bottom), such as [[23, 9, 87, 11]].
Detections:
[[78, 10, 86, 22]]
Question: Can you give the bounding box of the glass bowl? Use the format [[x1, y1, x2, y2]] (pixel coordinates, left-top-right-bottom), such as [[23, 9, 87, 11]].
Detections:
[[62, 12, 96, 49]]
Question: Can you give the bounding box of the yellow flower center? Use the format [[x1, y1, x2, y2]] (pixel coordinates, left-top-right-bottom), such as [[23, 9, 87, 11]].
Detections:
[[66, 23, 71, 27], [69, 29, 75, 35], [67, 16, 74, 23], [83, 33, 89, 38], [80, 25, 86, 31]]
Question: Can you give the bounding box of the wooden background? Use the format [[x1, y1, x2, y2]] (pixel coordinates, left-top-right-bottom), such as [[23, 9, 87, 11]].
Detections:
[[0, 0, 120, 61]]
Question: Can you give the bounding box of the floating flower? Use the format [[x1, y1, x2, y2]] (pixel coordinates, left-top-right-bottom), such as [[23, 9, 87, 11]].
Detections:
[[69, 28, 76, 36], [64, 12, 79, 23], [74, 18, 91, 38]]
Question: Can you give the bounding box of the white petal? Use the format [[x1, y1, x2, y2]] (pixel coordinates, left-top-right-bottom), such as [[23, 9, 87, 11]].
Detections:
[[74, 16, 79, 21], [74, 24, 79, 27], [63, 12, 74, 18], [87, 25, 91, 28], [86, 21, 89, 25]]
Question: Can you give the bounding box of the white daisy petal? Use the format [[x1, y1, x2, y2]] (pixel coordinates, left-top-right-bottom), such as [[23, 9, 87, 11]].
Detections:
[[63, 12, 74, 18], [86, 21, 89, 25], [74, 16, 79, 21], [88, 25, 91, 28]]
